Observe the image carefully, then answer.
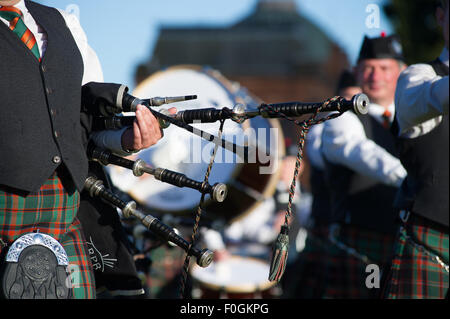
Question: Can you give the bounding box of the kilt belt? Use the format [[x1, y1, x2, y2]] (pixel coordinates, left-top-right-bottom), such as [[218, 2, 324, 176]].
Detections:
[[384, 211, 449, 299], [0, 172, 96, 299]]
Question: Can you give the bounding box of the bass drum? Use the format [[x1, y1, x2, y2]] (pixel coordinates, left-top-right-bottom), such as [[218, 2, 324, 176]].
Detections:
[[108, 65, 285, 224], [190, 256, 278, 299]]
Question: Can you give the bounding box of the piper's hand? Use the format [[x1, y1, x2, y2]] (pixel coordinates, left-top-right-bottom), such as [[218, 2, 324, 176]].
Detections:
[[121, 105, 177, 152]]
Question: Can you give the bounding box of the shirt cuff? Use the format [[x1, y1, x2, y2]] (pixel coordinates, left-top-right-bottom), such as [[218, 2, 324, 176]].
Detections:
[[90, 128, 134, 157]]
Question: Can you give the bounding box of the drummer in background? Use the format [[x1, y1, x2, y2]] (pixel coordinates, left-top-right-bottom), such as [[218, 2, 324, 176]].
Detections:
[[282, 70, 362, 298], [383, 0, 449, 299], [318, 34, 407, 298], [201, 198, 293, 263], [201, 155, 302, 262]]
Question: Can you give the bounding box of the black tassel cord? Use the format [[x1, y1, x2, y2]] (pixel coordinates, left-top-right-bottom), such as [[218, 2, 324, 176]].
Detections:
[[262, 96, 344, 282], [178, 97, 346, 297], [179, 120, 226, 299]]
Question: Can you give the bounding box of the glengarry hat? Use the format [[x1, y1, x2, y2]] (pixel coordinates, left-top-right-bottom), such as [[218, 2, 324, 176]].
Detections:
[[357, 34, 404, 62]]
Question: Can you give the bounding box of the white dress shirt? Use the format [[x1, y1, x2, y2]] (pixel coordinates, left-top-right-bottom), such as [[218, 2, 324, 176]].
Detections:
[[1, 1, 128, 154], [321, 103, 407, 187], [201, 197, 279, 251], [305, 122, 326, 170], [1, 1, 104, 84], [395, 48, 449, 138]]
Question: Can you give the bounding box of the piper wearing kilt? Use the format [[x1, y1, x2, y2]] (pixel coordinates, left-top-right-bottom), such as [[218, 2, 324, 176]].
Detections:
[[383, 0, 449, 299], [0, 0, 97, 298], [319, 35, 407, 298], [283, 71, 363, 298], [0, 0, 163, 299]]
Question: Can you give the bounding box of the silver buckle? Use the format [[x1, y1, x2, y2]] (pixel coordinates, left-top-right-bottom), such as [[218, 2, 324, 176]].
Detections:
[[6, 232, 69, 266], [2, 232, 72, 299]]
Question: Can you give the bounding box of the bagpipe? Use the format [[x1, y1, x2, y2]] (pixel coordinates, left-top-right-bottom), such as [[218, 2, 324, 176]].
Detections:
[[89, 84, 368, 161], [83, 66, 369, 298], [83, 176, 213, 269]]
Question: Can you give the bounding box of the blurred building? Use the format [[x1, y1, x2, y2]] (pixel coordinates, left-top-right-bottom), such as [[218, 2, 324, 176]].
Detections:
[[136, 0, 350, 146], [133, 2, 350, 291], [137, 0, 349, 100]]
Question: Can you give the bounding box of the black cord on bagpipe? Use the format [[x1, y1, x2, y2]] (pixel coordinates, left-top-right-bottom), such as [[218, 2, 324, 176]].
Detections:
[[88, 90, 369, 298], [179, 119, 226, 299], [176, 96, 353, 297], [261, 96, 344, 282]]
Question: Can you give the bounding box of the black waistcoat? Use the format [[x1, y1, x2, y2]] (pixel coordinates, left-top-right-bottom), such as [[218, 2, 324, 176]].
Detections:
[[323, 113, 400, 234], [0, 0, 88, 193], [309, 166, 332, 225], [393, 59, 449, 227]]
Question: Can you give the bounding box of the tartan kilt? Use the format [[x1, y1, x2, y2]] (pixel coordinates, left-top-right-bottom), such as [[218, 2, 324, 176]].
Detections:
[[0, 172, 96, 299], [383, 216, 449, 299], [322, 224, 395, 299], [147, 244, 187, 299], [283, 224, 395, 299], [283, 225, 332, 298]]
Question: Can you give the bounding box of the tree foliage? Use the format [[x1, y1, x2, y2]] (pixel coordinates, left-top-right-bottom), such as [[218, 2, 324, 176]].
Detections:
[[383, 0, 445, 65]]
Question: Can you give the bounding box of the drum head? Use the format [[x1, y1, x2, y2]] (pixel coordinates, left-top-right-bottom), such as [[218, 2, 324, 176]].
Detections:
[[190, 256, 276, 294], [108, 65, 285, 222]]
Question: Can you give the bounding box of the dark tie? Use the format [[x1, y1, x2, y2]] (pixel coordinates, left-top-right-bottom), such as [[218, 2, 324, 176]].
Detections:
[[0, 6, 41, 61]]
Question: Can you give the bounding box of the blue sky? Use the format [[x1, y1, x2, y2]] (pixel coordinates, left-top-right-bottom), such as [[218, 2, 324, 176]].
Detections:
[[41, 0, 393, 90]]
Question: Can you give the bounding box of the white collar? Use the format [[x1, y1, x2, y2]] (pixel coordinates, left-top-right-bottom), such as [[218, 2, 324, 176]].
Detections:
[[368, 102, 395, 122], [439, 47, 449, 68]]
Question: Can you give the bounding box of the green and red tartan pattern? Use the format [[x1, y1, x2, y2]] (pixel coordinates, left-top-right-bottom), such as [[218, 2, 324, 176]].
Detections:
[[0, 173, 96, 299], [147, 245, 186, 298], [284, 225, 332, 298], [284, 224, 395, 298], [58, 218, 96, 299], [383, 221, 449, 299], [322, 225, 395, 299]]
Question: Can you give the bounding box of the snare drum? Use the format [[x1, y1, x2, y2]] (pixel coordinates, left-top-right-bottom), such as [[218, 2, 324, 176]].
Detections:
[[190, 256, 277, 299], [108, 65, 285, 223]]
